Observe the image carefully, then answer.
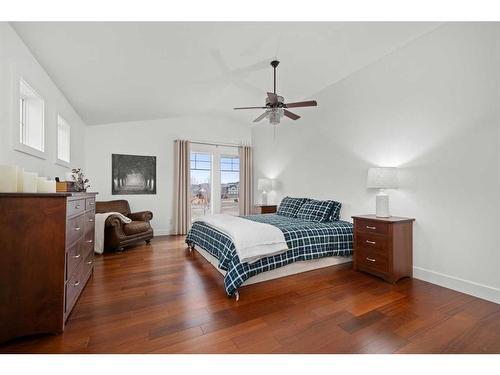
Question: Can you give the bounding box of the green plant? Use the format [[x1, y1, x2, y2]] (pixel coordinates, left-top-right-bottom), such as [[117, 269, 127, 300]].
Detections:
[[71, 168, 90, 192]]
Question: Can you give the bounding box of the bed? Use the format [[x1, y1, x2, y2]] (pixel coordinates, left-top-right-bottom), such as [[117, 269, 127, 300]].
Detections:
[[185, 213, 354, 299]]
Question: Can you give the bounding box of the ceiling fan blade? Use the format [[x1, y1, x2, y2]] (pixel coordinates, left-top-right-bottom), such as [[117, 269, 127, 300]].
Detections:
[[284, 110, 300, 120], [284, 100, 318, 108], [267, 92, 278, 105], [234, 106, 267, 110], [253, 112, 269, 122]]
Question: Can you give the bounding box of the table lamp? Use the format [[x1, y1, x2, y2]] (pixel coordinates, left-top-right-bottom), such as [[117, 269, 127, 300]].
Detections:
[[257, 178, 272, 205], [367, 167, 399, 217]]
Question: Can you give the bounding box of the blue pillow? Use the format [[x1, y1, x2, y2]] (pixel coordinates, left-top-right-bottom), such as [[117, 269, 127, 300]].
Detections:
[[276, 197, 309, 218], [297, 199, 337, 223], [329, 201, 342, 221]]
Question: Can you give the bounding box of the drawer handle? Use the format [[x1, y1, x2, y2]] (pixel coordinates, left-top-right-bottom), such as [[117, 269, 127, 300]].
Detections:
[[89, 202, 94, 206], [366, 257, 376, 262], [87, 239, 93, 244], [74, 227, 81, 231], [87, 260, 93, 265], [73, 280, 80, 287], [89, 218, 94, 222], [73, 254, 81, 259], [366, 240, 376, 245], [366, 226, 376, 230]]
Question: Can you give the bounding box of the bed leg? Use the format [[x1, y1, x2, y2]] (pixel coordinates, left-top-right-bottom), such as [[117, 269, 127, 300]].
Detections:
[[186, 241, 194, 253], [234, 290, 240, 302]]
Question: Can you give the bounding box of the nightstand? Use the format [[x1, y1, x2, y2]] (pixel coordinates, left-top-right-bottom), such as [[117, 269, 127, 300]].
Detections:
[[352, 215, 415, 283], [254, 205, 277, 214]]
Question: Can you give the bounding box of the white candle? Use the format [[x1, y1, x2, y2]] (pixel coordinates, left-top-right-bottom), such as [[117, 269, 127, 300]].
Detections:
[[38, 179, 56, 193], [17, 167, 24, 192], [0, 165, 19, 192], [37, 177, 47, 192], [22, 172, 38, 193]]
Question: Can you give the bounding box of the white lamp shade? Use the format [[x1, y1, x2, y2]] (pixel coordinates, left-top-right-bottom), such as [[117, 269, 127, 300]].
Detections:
[[367, 167, 399, 189], [257, 178, 272, 192]]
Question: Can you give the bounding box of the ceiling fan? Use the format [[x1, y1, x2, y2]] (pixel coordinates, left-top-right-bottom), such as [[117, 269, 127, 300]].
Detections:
[[233, 60, 318, 125]]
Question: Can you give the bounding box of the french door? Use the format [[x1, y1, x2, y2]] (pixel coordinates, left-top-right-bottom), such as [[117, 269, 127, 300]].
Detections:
[[190, 144, 240, 221]]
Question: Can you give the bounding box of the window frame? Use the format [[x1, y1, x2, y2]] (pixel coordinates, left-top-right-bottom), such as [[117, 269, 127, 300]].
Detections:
[[14, 78, 46, 160], [189, 144, 240, 218], [56, 114, 71, 167]]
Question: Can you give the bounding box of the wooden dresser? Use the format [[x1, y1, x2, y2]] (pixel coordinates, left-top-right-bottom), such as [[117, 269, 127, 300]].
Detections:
[[352, 215, 415, 283], [0, 192, 97, 343], [254, 205, 278, 214]]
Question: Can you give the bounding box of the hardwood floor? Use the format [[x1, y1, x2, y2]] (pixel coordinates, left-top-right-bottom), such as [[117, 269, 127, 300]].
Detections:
[[1, 235, 499, 354]]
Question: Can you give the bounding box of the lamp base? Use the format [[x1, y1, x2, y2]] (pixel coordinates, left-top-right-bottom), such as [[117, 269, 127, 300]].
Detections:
[[261, 191, 268, 205], [376, 191, 390, 217]]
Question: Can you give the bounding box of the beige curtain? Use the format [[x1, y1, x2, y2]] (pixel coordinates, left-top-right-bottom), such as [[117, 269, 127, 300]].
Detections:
[[239, 145, 253, 215], [173, 140, 191, 235]]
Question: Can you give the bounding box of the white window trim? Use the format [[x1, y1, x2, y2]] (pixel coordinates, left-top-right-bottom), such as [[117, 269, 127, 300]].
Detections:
[[14, 78, 47, 160], [56, 114, 71, 168]]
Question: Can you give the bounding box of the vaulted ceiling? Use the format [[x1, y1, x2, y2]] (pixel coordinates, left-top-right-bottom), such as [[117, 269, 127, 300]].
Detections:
[[11, 22, 440, 125]]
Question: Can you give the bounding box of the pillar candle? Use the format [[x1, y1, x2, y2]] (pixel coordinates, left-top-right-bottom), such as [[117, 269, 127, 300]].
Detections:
[[0, 165, 19, 192], [22, 172, 38, 193], [37, 177, 48, 192], [17, 167, 25, 192], [38, 179, 56, 193]]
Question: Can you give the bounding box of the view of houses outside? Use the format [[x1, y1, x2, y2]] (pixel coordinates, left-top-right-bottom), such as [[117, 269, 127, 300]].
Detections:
[[220, 156, 239, 215], [190, 153, 239, 220]]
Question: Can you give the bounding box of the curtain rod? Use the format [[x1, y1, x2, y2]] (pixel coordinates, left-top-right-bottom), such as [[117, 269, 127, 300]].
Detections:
[[189, 140, 244, 148]]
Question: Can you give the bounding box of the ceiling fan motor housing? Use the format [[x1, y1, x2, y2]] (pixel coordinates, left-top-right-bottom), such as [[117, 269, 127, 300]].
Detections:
[[266, 95, 284, 107]]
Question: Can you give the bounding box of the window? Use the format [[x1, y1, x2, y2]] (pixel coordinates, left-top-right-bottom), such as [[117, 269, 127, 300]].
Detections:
[[19, 79, 44, 153], [190, 152, 212, 220], [189, 145, 240, 220], [220, 156, 240, 215], [57, 115, 71, 164]]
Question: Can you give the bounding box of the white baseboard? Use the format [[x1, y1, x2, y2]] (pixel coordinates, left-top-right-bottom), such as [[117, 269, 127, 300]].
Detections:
[[413, 266, 500, 305], [153, 229, 172, 236]]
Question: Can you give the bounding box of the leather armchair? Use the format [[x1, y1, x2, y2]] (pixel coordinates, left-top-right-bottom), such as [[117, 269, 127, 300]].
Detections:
[[95, 200, 154, 251]]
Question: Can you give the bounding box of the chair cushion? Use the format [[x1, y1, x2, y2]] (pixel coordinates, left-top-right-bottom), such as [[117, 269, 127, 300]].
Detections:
[[297, 199, 337, 223], [123, 221, 151, 236], [276, 197, 309, 218]]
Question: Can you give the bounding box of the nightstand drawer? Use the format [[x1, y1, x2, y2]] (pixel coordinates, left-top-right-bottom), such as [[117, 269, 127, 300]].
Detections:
[[355, 232, 389, 252], [356, 247, 389, 273], [355, 219, 389, 235]]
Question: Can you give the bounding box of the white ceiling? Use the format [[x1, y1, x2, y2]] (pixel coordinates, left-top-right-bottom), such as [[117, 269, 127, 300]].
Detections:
[[11, 22, 441, 125]]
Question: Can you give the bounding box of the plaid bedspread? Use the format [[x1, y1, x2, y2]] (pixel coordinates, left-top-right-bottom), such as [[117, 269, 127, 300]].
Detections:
[[185, 214, 353, 296]]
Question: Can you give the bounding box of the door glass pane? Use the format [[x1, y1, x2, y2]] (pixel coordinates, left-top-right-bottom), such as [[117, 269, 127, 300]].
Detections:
[[190, 152, 212, 220], [220, 156, 240, 215]]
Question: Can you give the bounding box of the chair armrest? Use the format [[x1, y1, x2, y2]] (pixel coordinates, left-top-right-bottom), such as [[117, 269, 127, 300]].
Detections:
[[128, 211, 153, 222], [105, 215, 126, 229]]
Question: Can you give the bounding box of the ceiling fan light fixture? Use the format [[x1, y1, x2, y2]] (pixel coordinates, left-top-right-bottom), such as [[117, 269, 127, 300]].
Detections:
[[269, 108, 283, 125]]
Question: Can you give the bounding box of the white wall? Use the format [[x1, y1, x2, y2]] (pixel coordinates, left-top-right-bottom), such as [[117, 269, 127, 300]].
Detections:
[[85, 117, 251, 235], [0, 23, 86, 177], [253, 23, 500, 303]]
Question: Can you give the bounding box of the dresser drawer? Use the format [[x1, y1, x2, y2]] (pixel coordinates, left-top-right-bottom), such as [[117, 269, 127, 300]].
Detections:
[[66, 214, 84, 246], [83, 252, 94, 277], [66, 241, 83, 280], [67, 198, 85, 218], [83, 230, 95, 258], [65, 261, 84, 314], [355, 232, 389, 252], [84, 210, 95, 235], [356, 247, 389, 274], [355, 219, 389, 235], [86, 197, 95, 211]]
